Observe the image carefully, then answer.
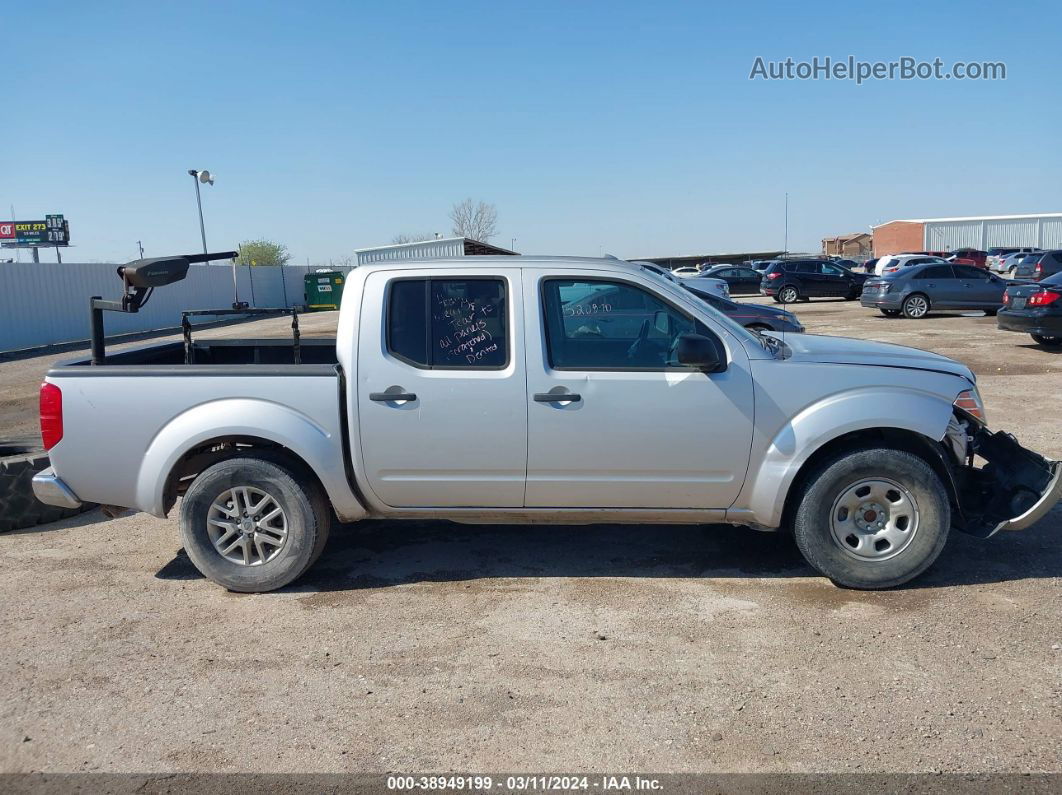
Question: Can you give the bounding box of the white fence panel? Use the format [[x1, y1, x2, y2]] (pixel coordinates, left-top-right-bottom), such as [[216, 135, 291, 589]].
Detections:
[[0, 263, 349, 353]]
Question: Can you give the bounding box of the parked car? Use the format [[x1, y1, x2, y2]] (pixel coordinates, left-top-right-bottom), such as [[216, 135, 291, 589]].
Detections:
[[995, 251, 1036, 276], [879, 254, 951, 276], [34, 252, 1061, 592], [989, 247, 1041, 274], [832, 258, 860, 270], [949, 248, 988, 268], [682, 281, 805, 333], [860, 263, 1009, 318], [633, 261, 730, 298], [863, 257, 879, 273], [986, 247, 1038, 271], [1013, 250, 1062, 281], [699, 265, 764, 295], [761, 259, 867, 303], [671, 266, 701, 278], [998, 271, 1062, 346]]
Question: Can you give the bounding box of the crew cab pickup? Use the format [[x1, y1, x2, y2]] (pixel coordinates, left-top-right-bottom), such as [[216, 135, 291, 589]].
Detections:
[[34, 256, 1062, 592]]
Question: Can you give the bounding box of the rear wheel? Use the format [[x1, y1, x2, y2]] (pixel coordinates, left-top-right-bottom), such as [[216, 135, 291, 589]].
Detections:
[[179, 456, 331, 592], [879, 308, 901, 317], [792, 448, 950, 589], [777, 285, 799, 304], [1031, 334, 1062, 346], [901, 293, 930, 319]]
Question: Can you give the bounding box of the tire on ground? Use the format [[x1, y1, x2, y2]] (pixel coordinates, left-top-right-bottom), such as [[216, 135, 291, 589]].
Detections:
[[792, 447, 950, 589], [901, 293, 930, 319], [179, 455, 332, 592], [0, 440, 95, 533], [1031, 334, 1062, 346]]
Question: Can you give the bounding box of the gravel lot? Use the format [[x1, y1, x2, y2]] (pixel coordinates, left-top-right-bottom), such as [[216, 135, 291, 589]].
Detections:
[[0, 299, 1059, 775]]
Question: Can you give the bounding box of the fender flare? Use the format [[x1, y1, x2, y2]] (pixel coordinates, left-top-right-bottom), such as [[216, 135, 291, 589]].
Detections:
[[738, 388, 955, 528], [135, 398, 368, 522]]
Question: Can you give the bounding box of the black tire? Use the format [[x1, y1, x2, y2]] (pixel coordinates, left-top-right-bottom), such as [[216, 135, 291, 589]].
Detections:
[[901, 293, 930, 319], [792, 448, 950, 589], [179, 456, 332, 592], [879, 308, 901, 317], [778, 285, 799, 304], [984, 309, 998, 317], [0, 440, 95, 532], [1031, 334, 1062, 346]]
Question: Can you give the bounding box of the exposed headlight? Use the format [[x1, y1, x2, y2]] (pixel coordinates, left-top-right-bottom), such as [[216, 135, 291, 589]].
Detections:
[[954, 388, 986, 424]]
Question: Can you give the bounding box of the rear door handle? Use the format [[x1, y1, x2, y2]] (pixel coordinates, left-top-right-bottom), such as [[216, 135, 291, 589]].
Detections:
[[370, 391, 417, 402], [534, 392, 581, 403]]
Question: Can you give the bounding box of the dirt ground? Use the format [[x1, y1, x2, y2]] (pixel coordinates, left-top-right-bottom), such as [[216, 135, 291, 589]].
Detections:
[[0, 299, 1059, 775]]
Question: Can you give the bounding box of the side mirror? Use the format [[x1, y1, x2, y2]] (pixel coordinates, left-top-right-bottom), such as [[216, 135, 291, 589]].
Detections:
[[653, 310, 670, 335], [676, 333, 726, 372]]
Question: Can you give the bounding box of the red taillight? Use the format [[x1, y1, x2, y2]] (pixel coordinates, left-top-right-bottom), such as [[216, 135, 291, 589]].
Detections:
[[767, 272, 782, 280], [1002, 291, 1010, 305], [1035, 261, 1043, 276], [40, 383, 63, 451], [1028, 291, 1061, 307]]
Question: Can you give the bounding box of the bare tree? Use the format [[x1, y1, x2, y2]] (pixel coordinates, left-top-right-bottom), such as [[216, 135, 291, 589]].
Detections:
[[449, 199, 497, 242], [391, 232, 436, 245]]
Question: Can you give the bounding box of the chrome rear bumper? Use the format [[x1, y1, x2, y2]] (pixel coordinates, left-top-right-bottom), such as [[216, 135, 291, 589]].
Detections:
[[31, 467, 82, 510]]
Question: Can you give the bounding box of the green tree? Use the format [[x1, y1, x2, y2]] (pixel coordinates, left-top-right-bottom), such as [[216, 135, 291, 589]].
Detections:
[[236, 239, 291, 266]]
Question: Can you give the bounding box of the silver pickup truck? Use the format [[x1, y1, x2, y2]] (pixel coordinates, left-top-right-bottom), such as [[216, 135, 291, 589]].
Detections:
[[34, 255, 1061, 592]]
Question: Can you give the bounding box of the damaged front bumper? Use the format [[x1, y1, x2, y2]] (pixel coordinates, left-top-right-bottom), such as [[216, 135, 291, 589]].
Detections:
[[945, 414, 1062, 538]]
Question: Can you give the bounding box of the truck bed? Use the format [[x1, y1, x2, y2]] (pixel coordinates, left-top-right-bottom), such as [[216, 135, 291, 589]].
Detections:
[[59, 338, 339, 368]]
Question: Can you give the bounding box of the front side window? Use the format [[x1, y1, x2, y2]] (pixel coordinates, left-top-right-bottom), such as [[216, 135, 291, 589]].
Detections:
[[542, 279, 707, 369], [822, 263, 844, 276], [387, 277, 508, 368]]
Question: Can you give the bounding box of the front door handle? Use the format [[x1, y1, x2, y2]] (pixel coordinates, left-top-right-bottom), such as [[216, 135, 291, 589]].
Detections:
[[370, 391, 417, 402], [534, 392, 581, 403]]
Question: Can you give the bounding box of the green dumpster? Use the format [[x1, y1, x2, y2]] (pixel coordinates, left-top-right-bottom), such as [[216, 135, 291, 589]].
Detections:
[[304, 270, 345, 311]]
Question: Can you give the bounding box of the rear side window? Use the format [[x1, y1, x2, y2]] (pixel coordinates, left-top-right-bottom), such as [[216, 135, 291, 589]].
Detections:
[[916, 265, 955, 280], [387, 277, 508, 369]]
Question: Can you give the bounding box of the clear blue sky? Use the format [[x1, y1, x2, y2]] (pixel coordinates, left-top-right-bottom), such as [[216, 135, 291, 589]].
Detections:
[[4, 0, 1060, 264]]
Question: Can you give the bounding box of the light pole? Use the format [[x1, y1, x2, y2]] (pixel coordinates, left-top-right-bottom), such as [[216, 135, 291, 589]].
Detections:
[[187, 169, 214, 257]]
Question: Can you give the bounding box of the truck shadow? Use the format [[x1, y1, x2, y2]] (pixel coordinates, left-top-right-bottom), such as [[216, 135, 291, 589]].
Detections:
[[155, 510, 1062, 591]]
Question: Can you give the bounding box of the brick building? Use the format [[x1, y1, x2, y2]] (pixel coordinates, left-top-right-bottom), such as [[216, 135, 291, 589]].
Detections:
[[872, 213, 1062, 256], [821, 233, 873, 258]]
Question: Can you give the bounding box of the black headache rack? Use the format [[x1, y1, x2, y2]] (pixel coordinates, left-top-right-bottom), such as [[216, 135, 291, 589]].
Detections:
[[181, 307, 304, 365]]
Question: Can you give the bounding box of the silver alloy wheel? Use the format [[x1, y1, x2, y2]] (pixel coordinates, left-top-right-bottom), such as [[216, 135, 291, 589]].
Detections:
[[829, 477, 919, 562], [779, 286, 798, 303], [207, 486, 288, 566], [904, 294, 929, 318]]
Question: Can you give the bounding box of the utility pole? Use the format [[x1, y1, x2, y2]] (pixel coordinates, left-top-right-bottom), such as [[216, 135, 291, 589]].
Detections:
[[783, 192, 789, 255], [137, 240, 144, 258]]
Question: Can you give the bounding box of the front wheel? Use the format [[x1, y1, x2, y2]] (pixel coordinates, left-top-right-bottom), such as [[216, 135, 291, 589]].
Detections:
[[179, 456, 332, 592], [902, 293, 930, 319], [792, 448, 950, 589], [1031, 334, 1062, 346]]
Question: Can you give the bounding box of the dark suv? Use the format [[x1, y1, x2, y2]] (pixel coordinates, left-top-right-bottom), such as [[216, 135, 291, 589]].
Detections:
[[760, 259, 867, 303], [1014, 250, 1062, 281]]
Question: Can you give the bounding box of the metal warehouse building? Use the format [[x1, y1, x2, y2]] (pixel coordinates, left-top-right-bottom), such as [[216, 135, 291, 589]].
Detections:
[[354, 236, 517, 265], [873, 213, 1062, 256]]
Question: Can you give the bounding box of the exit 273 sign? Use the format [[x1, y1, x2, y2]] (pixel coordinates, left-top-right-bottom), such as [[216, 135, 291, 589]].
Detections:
[[0, 214, 69, 244]]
